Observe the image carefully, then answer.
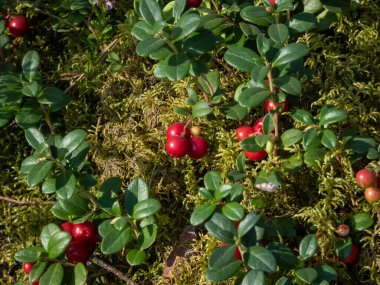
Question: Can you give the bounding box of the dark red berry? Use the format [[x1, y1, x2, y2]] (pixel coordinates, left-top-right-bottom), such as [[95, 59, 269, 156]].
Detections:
[[61, 221, 74, 235], [166, 136, 189, 157], [355, 169, 375, 188], [188, 136, 208, 159], [244, 150, 267, 161], [236, 126, 254, 141], [187, 0, 202, 8], [166, 122, 191, 139], [264, 99, 288, 114], [66, 240, 96, 264], [23, 262, 33, 275], [338, 244, 359, 264], [8, 16, 28, 37], [72, 221, 96, 242]]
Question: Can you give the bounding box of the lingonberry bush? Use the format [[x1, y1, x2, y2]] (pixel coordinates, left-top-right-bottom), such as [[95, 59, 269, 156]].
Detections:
[[0, 0, 379, 284]]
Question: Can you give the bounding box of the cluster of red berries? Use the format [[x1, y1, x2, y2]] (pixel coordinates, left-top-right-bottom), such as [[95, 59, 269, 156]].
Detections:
[[61, 221, 99, 264], [165, 122, 208, 159], [2, 12, 29, 37], [355, 169, 380, 204]]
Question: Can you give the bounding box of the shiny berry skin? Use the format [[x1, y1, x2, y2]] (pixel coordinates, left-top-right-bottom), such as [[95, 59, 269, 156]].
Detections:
[[337, 224, 350, 237], [253, 117, 264, 134], [23, 262, 33, 275], [269, 0, 276, 7], [166, 136, 189, 157], [356, 169, 375, 188], [66, 240, 96, 264], [236, 126, 254, 141], [220, 242, 242, 260], [166, 122, 190, 139], [8, 16, 28, 37], [244, 150, 267, 161], [338, 244, 359, 264], [187, 0, 202, 8], [61, 221, 74, 235], [33, 279, 40, 285], [72, 221, 96, 242], [191, 125, 202, 136], [264, 99, 288, 114], [188, 136, 208, 159], [364, 186, 380, 204]]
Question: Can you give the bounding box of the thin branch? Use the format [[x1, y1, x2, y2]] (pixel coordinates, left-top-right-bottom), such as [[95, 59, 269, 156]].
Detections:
[[91, 257, 138, 285], [40, 104, 56, 135], [0, 196, 55, 206], [267, 65, 279, 157], [33, 7, 79, 30]]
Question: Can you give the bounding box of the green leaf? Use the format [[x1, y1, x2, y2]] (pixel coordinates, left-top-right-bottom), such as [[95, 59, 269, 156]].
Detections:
[[172, 14, 201, 42], [58, 191, 89, 217], [158, 52, 191, 81], [289, 12, 317, 33], [47, 231, 72, 259], [299, 234, 318, 260], [251, 65, 269, 84], [101, 225, 133, 254], [205, 212, 236, 242], [206, 260, 241, 282], [98, 220, 113, 238], [321, 129, 337, 149], [25, 128, 45, 149], [137, 224, 158, 249], [37, 87, 70, 112], [245, 246, 277, 273], [136, 37, 166, 57], [295, 267, 318, 284], [173, 0, 186, 20], [0, 107, 15, 127], [275, 277, 292, 285], [319, 106, 347, 126], [56, 170, 77, 200], [183, 30, 221, 56], [220, 102, 249, 120], [98, 176, 122, 215], [240, 137, 263, 152], [204, 171, 221, 191], [241, 270, 265, 285], [15, 105, 43, 129], [29, 261, 47, 282], [238, 88, 270, 108], [174, 107, 191, 116], [22, 81, 40, 97], [304, 148, 327, 167], [240, 6, 274, 26], [267, 242, 298, 268], [27, 160, 54, 187], [132, 21, 154, 41], [303, 128, 321, 150], [133, 198, 161, 219], [15, 247, 43, 262], [268, 24, 289, 43], [264, 217, 296, 237], [303, 0, 323, 13], [125, 178, 149, 216], [237, 212, 261, 238], [221, 202, 244, 221], [336, 237, 352, 259], [256, 33, 271, 57], [345, 136, 376, 155], [127, 249, 147, 266], [224, 46, 261, 72], [273, 76, 302, 96], [239, 22, 261, 39], [281, 129, 303, 147], [349, 212, 374, 231], [190, 202, 217, 226], [315, 265, 337, 283], [61, 129, 87, 155], [215, 184, 232, 201], [74, 263, 87, 285], [139, 0, 163, 26], [22, 50, 40, 82], [272, 43, 309, 67], [40, 223, 61, 251], [192, 101, 213, 118], [39, 263, 64, 285], [209, 244, 237, 269], [291, 109, 315, 125]]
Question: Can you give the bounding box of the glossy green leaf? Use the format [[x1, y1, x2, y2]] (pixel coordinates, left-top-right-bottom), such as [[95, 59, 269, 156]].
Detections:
[[304, 148, 327, 167], [299, 234, 318, 260], [267, 242, 298, 268], [47, 231, 72, 259], [222, 202, 244, 221], [321, 129, 337, 149], [132, 198, 161, 219], [295, 267, 318, 284], [157, 52, 190, 81], [98, 176, 122, 215], [29, 261, 47, 282], [268, 24, 289, 43], [245, 246, 277, 273], [220, 102, 249, 120], [303, 0, 323, 13], [25, 128, 45, 149], [289, 12, 317, 33], [345, 136, 376, 155], [240, 6, 274, 26], [192, 101, 213, 118], [27, 160, 54, 187], [139, 0, 163, 26], [40, 223, 61, 251], [275, 276, 292, 285], [101, 225, 133, 254], [172, 14, 201, 42], [22, 81, 40, 97], [224, 46, 261, 72], [336, 237, 352, 259], [22, 50, 40, 82], [281, 129, 303, 147], [319, 106, 347, 126], [272, 43, 309, 67], [238, 87, 270, 108], [173, 0, 186, 20], [315, 265, 337, 283], [56, 170, 77, 199], [125, 178, 149, 216], [206, 260, 241, 282], [39, 263, 64, 285], [251, 65, 269, 84], [190, 202, 217, 226], [61, 129, 87, 155], [303, 128, 321, 150], [240, 137, 263, 152], [58, 191, 89, 217], [209, 244, 236, 269], [215, 184, 232, 201], [137, 224, 157, 249], [136, 37, 166, 57], [256, 33, 271, 57], [273, 75, 301, 96], [349, 212, 374, 231], [15, 247, 43, 262], [239, 22, 261, 39], [204, 171, 221, 191], [15, 106, 43, 129], [241, 270, 265, 285], [205, 212, 236, 243], [291, 109, 315, 125], [264, 217, 296, 237], [238, 212, 261, 238], [132, 21, 154, 41], [183, 30, 221, 56], [127, 249, 147, 266], [74, 263, 87, 285]]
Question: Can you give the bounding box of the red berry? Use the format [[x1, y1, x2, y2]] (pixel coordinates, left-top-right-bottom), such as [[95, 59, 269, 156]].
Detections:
[[187, 0, 202, 8], [166, 136, 189, 157], [220, 242, 242, 260], [33, 279, 40, 285], [264, 99, 288, 114], [66, 240, 96, 264], [337, 224, 350, 237], [61, 221, 74, 235], [244, 150, 267, 161], [23, 262, 33, 275], [72, 221, 96, 242], [236, 126, 255, 141], [364, 186, 380, 204], [252, 117, 264, 134], [355, 169, 375, 188], [338, 244, 359, 264], [269, 0, 276, 7], [8, 16, 28, 37], [166, 122, 190, 139], [188, 136, 208, 159]]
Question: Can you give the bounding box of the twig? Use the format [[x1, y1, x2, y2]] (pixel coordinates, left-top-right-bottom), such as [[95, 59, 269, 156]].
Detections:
[[33, 7, 79, 30], [91, 257, 138, 285], [0, 196, 55, 206], [266, 65, 279, 157], [40, 104, 56, 135]]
